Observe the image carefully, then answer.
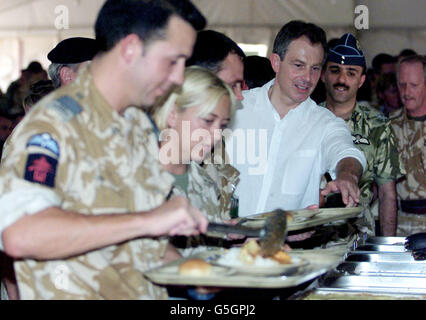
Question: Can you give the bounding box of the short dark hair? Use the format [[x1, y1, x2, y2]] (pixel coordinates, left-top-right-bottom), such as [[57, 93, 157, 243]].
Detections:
[[95, 0, 206, 52], [186, 30, 246, 73], [23, 80, 55, 110], [371, 53, 396, 74], [272, 20, 327, 62], [244, 56, 275, 89], [399, 48, 417, 58], [376, 72, 397, 94]]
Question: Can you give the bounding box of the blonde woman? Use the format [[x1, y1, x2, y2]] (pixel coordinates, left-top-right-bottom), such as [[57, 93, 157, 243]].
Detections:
[[153, 66, 239, 253]]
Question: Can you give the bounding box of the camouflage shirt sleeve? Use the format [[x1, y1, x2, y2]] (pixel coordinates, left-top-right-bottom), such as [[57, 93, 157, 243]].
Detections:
[[372, 121, 405, 185]]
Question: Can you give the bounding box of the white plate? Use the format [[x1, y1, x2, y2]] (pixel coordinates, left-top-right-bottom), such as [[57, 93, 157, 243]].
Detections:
[[243, 209, 320, 222], [156, 264, 235, 277], [213, 255, 309, 276]]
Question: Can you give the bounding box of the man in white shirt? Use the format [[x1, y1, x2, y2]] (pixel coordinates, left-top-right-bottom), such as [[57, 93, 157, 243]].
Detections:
[[226, 20, 366, 217]]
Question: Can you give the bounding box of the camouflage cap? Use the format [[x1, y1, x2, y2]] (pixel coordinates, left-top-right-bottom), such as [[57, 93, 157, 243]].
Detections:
[[328, 33, 366, 68]]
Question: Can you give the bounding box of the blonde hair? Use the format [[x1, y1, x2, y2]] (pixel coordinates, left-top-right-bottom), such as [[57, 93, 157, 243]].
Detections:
[[153, 66, 236, 130]]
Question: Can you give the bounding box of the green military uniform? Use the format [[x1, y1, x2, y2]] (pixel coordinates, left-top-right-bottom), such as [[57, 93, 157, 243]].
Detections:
[[320, 101, 403, 235], [0, 66, 175, 299], [171, 161, 239, 256], [390, 108, 426, 236]]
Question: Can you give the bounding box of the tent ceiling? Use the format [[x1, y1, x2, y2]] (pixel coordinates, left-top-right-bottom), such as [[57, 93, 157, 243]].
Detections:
[[0, 0, 424, 91], [0, 0, 424, 33]]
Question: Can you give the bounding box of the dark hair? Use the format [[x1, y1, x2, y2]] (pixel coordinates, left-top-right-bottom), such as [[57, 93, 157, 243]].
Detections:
[[186, 30, 246, 73], [376, 72, 397, 94], [95, 0, 206, 52], [371, 53, 396, 74], [23, 61, 44, 73], [326, 38, 340, 51], [243, 56, 275, 89], [272, 20, 327, 62], [399, 48, 417, 58], [23, 80, 55, 110]]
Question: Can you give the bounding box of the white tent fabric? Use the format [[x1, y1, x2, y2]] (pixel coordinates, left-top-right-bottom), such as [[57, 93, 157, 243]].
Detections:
[[0, 0, 424, 92]]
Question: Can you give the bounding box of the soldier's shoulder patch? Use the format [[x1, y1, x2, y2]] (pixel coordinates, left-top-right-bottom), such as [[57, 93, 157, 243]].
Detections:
[[375, 112, 388, 122], [24, 153, 58, 188], [47, 95, 82, 122], [26, 133, 60, 158]]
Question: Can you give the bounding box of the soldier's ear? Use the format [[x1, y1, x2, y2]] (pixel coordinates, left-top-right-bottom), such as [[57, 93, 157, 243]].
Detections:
[[119, 34, 142, 65], [59, 66, 76, 86]]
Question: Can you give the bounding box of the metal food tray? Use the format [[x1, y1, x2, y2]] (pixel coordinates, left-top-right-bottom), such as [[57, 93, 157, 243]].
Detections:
[[144, 247, 346, 289], [307, 236, 426, 298], [337, 261, 426, 277], [317, 274, 426, 295], [238, 207, 362, 231], [362, 237, 406, 246], [352, 244, 408, 253], [345, 252, 418, 263]]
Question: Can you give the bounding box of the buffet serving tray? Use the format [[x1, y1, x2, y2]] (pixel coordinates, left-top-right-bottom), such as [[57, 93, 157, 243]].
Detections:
[[345, 252, 419, 263], [317, 274, 426, 295], [337, 261, 426, 277], [352, 244, 408, 253], [144, 247, 346, 289], [238, 207, 362, 231], [362, 237, 406, 246]]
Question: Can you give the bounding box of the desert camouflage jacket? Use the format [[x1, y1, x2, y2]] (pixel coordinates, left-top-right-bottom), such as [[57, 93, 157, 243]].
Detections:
[[0, 66, 174, 299], [321, 101, 403, 203], [171, 161, 240, 255], [320, 101, 403, 234], [390, 108, 425, 200]]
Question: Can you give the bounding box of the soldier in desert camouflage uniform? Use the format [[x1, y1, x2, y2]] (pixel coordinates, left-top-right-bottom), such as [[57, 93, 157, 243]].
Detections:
[[152, 66, 238, 255], [321, 33, 402, 236], [185, 30, 245, 220], [390, 55, 426, 236], [0, 0, 208, 300]]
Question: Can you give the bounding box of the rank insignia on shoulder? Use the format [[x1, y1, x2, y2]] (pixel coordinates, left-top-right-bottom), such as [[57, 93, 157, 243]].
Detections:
[[26, 133, 60, 157], [47, 95, 82, 122], [352, 134, 370, 145], [24, 154, 58, 188]]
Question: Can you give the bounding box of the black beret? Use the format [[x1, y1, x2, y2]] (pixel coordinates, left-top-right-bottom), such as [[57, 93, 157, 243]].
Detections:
[[328, 33, 366, 68], [47, 37, 99, 64]]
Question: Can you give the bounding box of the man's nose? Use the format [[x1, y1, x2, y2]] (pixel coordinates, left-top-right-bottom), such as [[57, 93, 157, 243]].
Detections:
[[337, 72, 347, 84], [233, 86, 244, 101], [169, 60, 185, 85]]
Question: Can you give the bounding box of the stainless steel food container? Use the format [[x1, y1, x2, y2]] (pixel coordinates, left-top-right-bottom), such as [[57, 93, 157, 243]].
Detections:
[[311, 236, 426, 298]]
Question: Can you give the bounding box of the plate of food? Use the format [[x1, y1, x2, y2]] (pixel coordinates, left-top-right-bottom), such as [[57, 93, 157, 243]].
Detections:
[[212, 240, 309, 276], [243, 209, 322, 222], [173, 258, 235, 277]]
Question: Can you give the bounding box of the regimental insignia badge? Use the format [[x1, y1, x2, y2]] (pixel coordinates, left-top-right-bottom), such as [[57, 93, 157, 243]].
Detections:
[[26, 133, 60, 158], [356, 39, 362, 51], [352, 134, 370, 145], [24, 154, 58, 188]]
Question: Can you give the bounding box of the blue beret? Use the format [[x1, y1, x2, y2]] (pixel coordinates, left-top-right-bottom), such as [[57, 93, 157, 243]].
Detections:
[[48, 37, 99, 64], [328, 33, 366, 68]]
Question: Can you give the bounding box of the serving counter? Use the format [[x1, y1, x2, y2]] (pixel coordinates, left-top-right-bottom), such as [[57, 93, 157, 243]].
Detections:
[[299, 236, 426, 300]]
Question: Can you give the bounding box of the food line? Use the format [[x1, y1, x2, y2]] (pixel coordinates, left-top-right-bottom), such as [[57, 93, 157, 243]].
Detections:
[[144, 208, 426, 300]]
